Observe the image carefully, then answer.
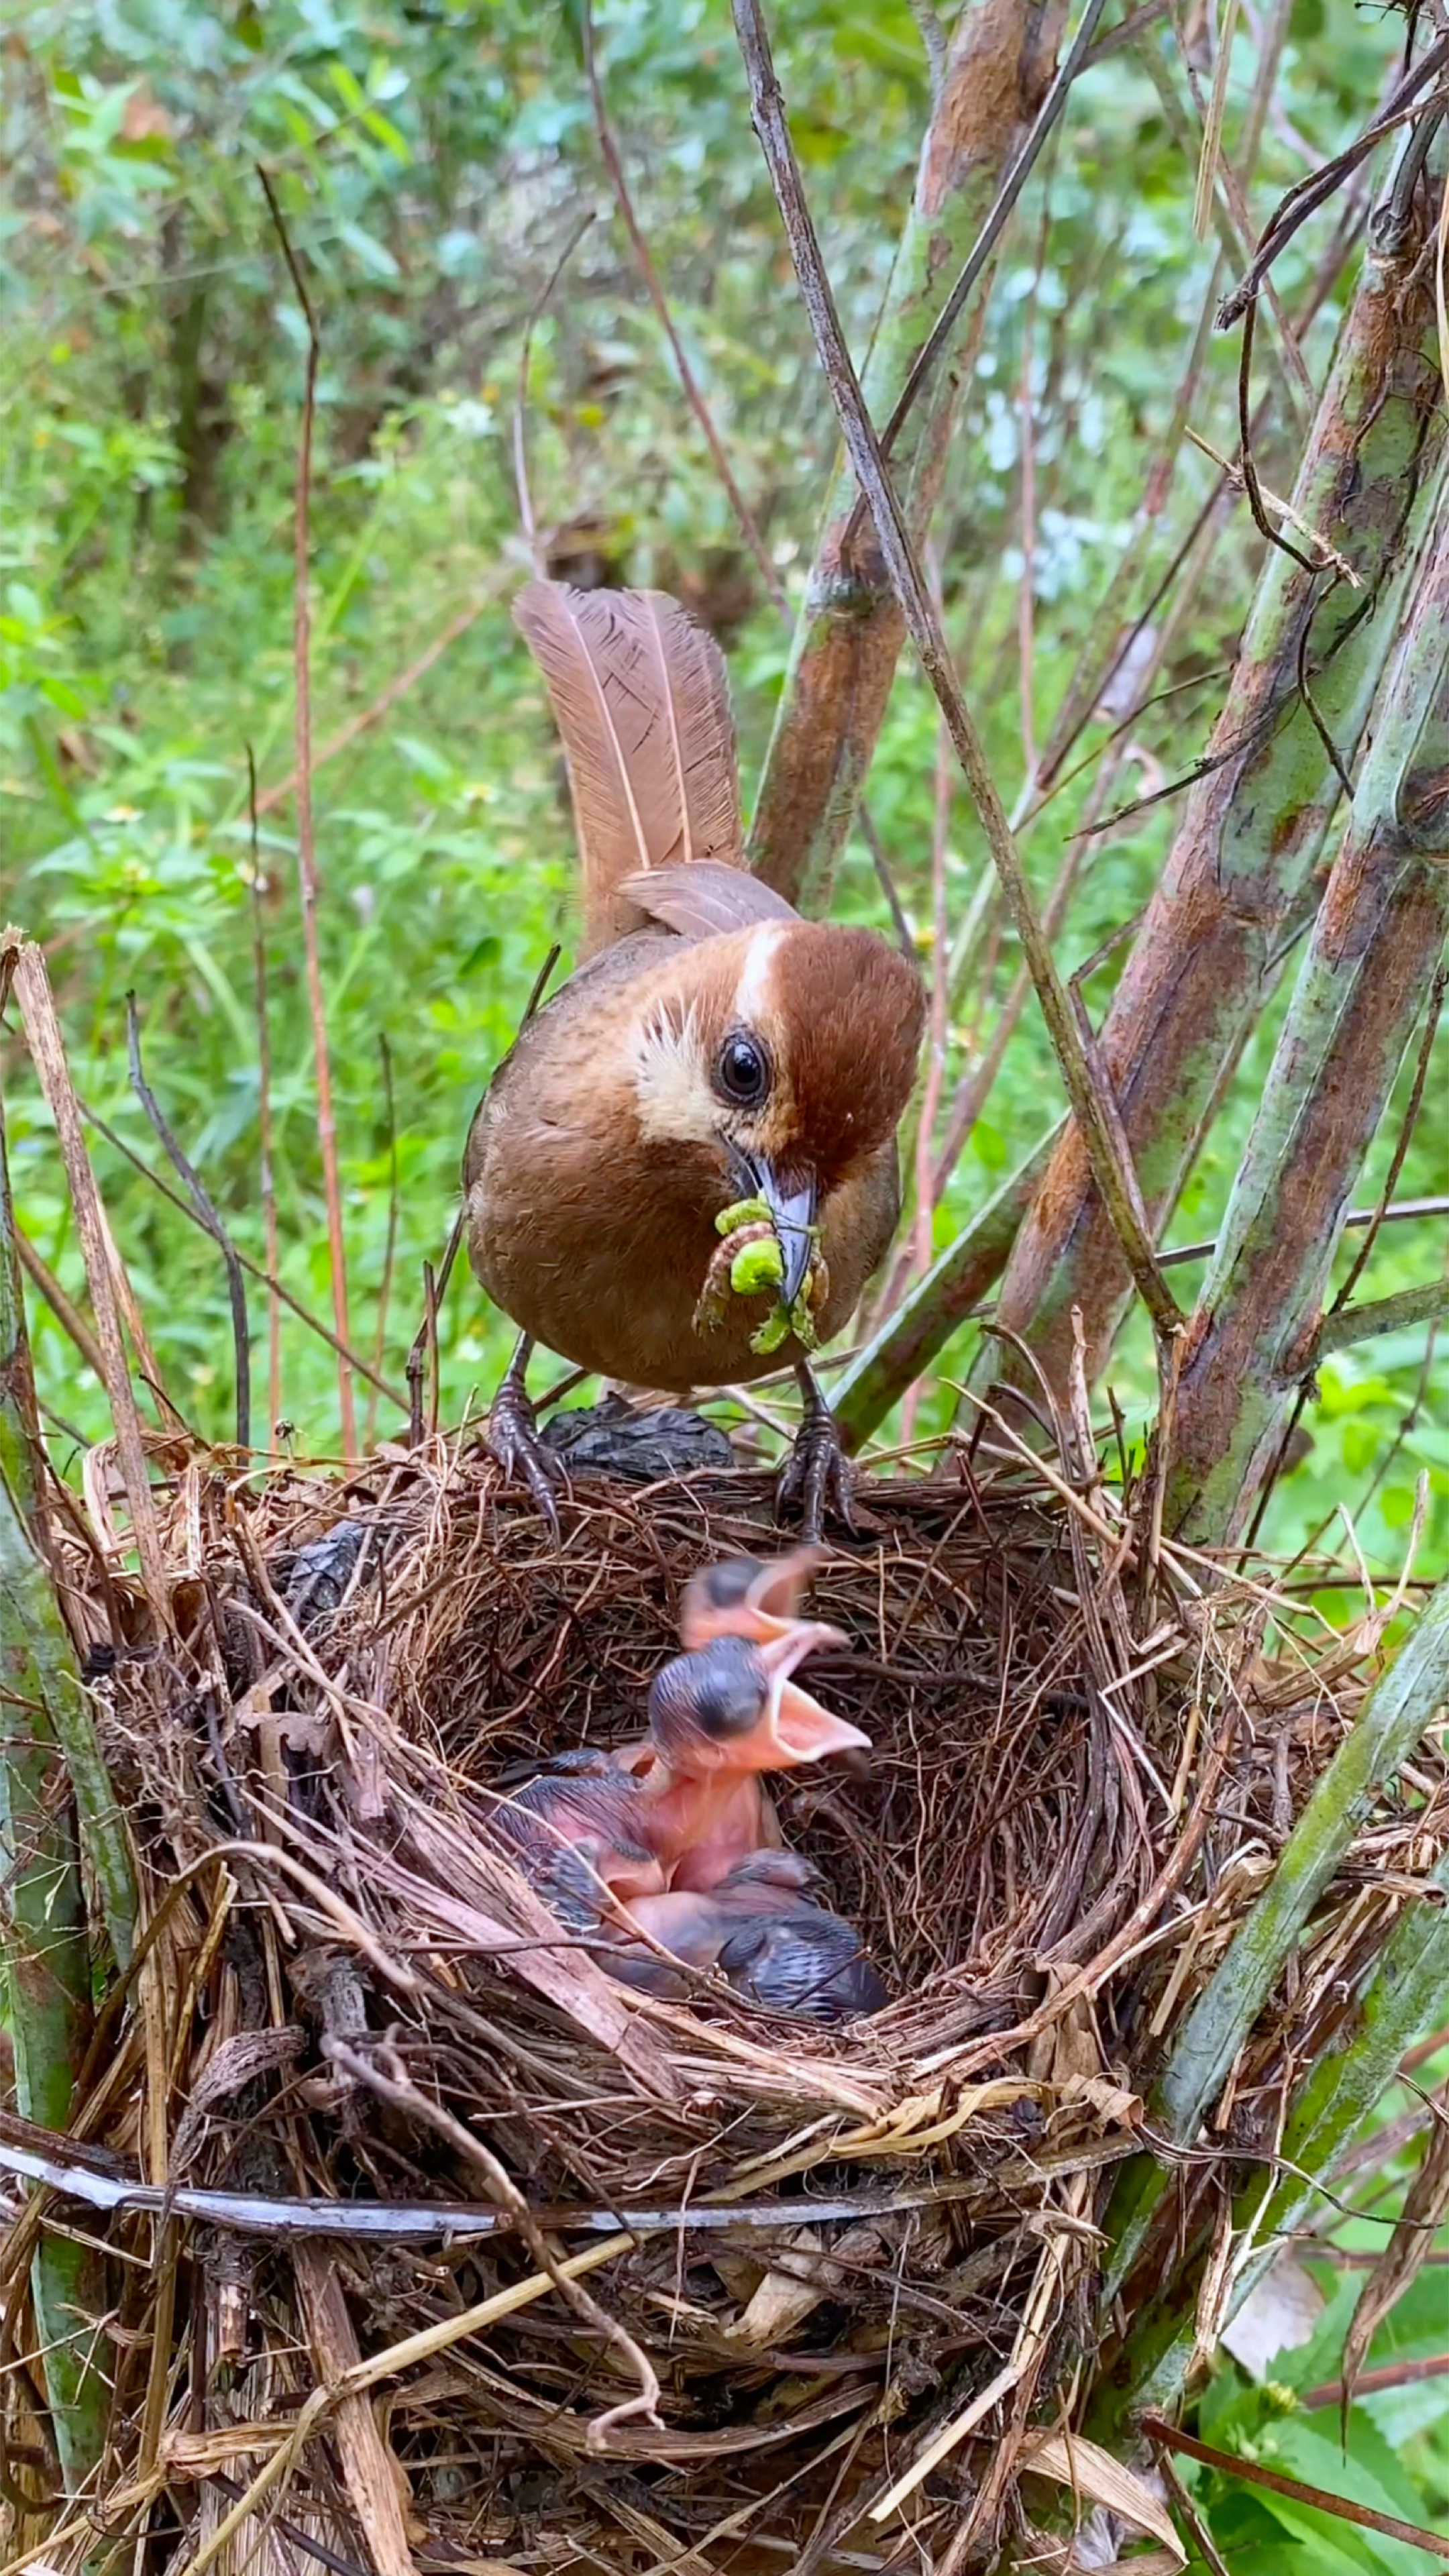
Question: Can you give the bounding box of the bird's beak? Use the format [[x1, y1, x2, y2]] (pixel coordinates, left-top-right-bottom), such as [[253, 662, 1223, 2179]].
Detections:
[[680, 1546, 831, 1651], [746, 1160, 819, 1309], [755, 1625, 871, 1770], [747, 1547, 824, 1638]]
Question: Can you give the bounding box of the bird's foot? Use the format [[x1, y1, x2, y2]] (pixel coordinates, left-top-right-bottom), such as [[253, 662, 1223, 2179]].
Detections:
[[486, 1371, 564, 1536], [775, 1379, 856, 1544]]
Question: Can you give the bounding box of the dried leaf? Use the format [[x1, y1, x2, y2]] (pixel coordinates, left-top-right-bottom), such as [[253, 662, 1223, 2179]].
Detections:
[[1342, 2106, 1449, 2413], [1018, 2428, 1184, 2561]]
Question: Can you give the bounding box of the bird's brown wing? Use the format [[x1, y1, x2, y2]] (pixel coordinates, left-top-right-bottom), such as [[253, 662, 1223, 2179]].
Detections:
[[513, 582, 745, 955], [616, 861, 796, 940]]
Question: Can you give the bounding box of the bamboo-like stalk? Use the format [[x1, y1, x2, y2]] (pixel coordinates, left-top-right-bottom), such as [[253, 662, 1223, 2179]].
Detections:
[[983, 203, 1447, 1403], [1098, 1573, 1449, 2338], [1118, 1819, 1449, 2433], [832, 1124, 1061, 1450], [1166, 492, 1449, 1543], [747, 0, 1067, 912], [0, 1080, 111, 2498]]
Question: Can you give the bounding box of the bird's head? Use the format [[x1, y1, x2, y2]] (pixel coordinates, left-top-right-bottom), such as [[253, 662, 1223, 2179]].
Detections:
[[647, 1632, 870, 1778], [626, 913, 925, 1306], [678, 1546, 829, 1650]]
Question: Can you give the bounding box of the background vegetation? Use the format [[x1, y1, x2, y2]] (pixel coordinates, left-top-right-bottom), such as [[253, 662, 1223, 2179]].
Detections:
[[3, 1, 1448, 2558]]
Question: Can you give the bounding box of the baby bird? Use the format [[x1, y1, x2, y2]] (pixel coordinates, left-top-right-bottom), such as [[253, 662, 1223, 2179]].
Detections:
[[491, 1629, 867, 1920], [496, 1548, 847, 1883], [613, 1850, 887, 2023], [465, 583, 924, 1539], [679, 1546, 823, 1651]]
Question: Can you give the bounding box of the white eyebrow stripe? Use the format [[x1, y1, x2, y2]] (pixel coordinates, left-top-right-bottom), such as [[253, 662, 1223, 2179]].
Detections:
[[731, 923, 786, 1030]]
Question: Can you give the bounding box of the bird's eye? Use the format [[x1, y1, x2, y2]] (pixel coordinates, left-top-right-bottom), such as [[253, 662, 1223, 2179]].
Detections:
[[714, 1030, 771, 1109]]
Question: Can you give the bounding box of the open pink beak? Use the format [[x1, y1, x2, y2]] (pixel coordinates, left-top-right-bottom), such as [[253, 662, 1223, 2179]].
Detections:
[[680, 1548, 839, 1652], [745, 1625, 870, 1771]]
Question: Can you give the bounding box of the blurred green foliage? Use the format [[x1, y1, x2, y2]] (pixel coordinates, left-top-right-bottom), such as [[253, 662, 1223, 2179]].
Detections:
[[0, 0, 1444, 1595]]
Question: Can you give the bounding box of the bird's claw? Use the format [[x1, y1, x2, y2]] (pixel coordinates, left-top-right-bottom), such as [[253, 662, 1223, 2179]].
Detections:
[[487, 1381, 564, 1536], [775, 1406, 856, 1544]]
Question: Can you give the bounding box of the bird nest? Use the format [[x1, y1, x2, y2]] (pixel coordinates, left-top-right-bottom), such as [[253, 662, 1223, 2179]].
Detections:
[[1, 1426, 1438, 2576]]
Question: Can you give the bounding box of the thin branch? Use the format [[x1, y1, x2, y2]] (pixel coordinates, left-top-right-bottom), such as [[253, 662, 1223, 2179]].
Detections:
[[731, 0, 1183, 1340], [11, 1228, 108, 1388], [1308, 1275, 1449, 1367], [1142, 2413, 1449, 2561], [583, 0, 786, 613], [1162, 1195, 1449, 1267], [248, 747, 282, 1443], [513, 211, 596, 570], [365, 1032, 400, 1456], [251, 590, 499, 822], [839, 0, 1112, 561], [125, 996, 250, 1454], [1334, 962, 1447, 1313], [258, 162, 356, 1462], [1217, 39, 1449, 326], [406, 1228, 460, 1450], [855, 808, 916, 959], [1301, 2351, 1449, 2414], [5, 936, 170, 1621], [1155, 2451, 1234, 2576], [83, 1105, 407, 1417]]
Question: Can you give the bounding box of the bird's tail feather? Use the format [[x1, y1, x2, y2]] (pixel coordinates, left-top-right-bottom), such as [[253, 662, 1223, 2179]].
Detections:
[[513, 581, 745, 954]]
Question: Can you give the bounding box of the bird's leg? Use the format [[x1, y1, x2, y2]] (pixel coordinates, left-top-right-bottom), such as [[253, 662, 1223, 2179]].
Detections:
[[775, 1362, 856, 1542], [486, 1334, 563, 1535]]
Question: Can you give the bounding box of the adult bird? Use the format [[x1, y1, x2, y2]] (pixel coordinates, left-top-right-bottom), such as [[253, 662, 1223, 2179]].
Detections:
[[464, 583, 924, 1536]]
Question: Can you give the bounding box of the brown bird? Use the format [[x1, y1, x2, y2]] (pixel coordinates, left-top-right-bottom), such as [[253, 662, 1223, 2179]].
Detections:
[[464, 583, 924, 1537], [612, 1849, 888, 2023]]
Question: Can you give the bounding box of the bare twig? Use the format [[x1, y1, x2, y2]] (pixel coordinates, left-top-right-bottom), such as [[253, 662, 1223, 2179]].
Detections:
[[840, 0, 1112, 559], [1163, 1195, 1449, 1267], [258, 163, 356, 1461], [365, 1032, 400, 1454], [248, 747, 282, 1442], [5, 934, 170, 1618], [1309, 1276, 1449, 1366], [125, 995, 250, 1454], [731, 0, 1183, 1341], [249, 591, 500, 821], [513, 211, 597, 570], [1301, 2351, 1449, 2414], [1333, 963, 1447, 1314], [1218, 40, 1449, 326], [83, 1105, 406, 1416], [583, 0, 785, 614], [11, 1227, 108, 1389], [1143, 2413, 1449, 2561], [1155, 2451, 1234, 2576]]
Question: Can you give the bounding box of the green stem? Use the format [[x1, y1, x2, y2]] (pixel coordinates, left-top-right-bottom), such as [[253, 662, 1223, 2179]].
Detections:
[[746, 0, 1062, 913], [1308, 1275, 1449, 1366], [1167, 498, 1449, 1542], [985, 217, 1448, 1404], [833, 1124, 1061, 1449], [0, 1081, 115, 2497], [1099, 1575, 1449, 2328]]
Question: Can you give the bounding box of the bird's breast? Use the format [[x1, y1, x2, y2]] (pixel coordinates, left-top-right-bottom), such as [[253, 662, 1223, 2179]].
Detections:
[[468, 1062, 897, 1388]]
